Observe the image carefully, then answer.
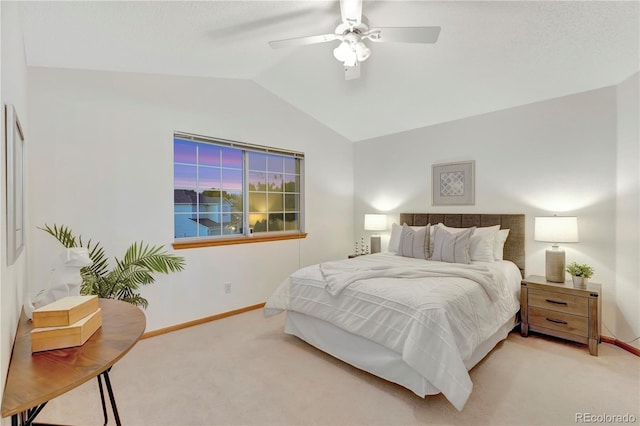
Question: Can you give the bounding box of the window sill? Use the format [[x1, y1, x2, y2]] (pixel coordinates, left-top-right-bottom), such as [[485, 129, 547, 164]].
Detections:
[[173, 233, 308, 250]]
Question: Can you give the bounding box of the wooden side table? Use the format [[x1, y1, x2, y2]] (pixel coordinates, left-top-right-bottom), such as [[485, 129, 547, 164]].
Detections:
[[520, 275, 601, 355], [1, 299, 146, 425]]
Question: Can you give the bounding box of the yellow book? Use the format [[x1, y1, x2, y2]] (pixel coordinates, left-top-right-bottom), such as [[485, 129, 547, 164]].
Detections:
[[32, 295, 99, 328], [31, 308, 102, 353]]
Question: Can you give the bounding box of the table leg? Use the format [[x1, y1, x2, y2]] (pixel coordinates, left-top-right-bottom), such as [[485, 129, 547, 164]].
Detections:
[[11, 402, 47, 426], [97, 373, 109, 425], [98, 368, 121, 426]]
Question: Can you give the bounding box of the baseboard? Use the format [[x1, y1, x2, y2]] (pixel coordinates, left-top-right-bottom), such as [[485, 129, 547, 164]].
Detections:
[[602, 335, 640, 357], [141, 302, 266, 339]]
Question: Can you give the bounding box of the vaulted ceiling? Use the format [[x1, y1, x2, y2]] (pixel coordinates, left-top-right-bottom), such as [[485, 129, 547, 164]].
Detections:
[[19, 1, 639, 142]]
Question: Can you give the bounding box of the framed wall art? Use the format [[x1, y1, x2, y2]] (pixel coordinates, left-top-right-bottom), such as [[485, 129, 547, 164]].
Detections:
[[432, 160, 475, 206], [5, 104, 25, 265]]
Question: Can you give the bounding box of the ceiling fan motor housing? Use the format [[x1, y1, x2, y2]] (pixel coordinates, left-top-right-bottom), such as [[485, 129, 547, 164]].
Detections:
[[333, 20, 372, 65]]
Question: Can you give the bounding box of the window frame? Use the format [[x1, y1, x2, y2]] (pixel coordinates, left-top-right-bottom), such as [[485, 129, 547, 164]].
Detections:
[[172, 132, 306, 249]]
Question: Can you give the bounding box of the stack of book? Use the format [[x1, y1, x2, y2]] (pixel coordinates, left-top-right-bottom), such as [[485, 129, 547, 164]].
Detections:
[[30, 295, 102, 353]]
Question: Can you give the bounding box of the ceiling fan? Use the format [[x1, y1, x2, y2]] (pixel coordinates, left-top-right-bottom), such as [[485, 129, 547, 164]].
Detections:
[[268, 0, 441, 80]]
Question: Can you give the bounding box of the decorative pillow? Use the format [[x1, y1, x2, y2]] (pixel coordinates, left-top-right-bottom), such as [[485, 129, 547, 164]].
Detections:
[[494, 229, 510, 260], [430, 226, 475, 264], [389, 223, 430, 253], [436, 224, 498, 262], [388, 223, 403, 253], [396, 224, 430, 260]]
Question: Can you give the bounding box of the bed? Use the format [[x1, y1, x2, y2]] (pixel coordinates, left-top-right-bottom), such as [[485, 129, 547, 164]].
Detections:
[[264, 213, 525, 410]]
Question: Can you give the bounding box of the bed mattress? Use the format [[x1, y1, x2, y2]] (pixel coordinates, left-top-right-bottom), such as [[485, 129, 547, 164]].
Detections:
[[264, 252, 522, 410]]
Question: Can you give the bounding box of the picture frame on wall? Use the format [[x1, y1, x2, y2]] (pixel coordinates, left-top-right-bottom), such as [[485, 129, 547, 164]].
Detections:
[[5, 104, 25, 265], [432, 160, 475, 206]]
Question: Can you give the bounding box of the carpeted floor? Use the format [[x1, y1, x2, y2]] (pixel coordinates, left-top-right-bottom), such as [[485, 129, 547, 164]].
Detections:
[[36, 308, 639, 425]]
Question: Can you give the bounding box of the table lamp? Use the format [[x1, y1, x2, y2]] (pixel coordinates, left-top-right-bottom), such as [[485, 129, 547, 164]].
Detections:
[[534, 216, 579, 283], [364, 214, 387, 254]]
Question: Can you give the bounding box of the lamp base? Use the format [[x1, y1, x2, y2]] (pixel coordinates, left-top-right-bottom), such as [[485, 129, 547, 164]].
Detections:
[[545, 248, 566, 283], [370, 236, 381, 254]]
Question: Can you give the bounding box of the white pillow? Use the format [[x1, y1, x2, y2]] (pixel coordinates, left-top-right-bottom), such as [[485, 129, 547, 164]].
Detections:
[[388, 223, 403, 253], [436, 224, 499, 262], [431, 226, 474, 264], [494, 229, 510, 260], [396, 224, 430, 260]]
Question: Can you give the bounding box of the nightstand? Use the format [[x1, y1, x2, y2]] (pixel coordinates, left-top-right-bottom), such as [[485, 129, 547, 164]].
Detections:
[[520, 275, 601, 356]]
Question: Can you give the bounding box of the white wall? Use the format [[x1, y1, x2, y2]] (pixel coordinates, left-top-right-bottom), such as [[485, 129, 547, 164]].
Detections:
[[354, 84, 634, 343], [615, 72, 640, 349], [26, 68, 354, 332], [0, 0, 29, 413]]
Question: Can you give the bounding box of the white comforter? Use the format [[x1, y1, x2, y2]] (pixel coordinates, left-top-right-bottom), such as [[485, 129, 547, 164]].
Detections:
[[264, 252, 521, 410]]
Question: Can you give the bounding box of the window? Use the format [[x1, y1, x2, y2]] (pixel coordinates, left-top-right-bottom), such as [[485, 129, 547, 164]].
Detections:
[[173, 132, 304, 242]]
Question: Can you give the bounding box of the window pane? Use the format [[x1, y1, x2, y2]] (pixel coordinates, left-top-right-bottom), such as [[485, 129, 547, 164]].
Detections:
[[249, 192, 267, 212], [222, 168, 243, 191], [268, 193, 283, 211], [284, 194, 298, 212], [198, 167, 220, 190], [249, 171, 267, 191], [222, 147, 243, 168], [198, 144, 221, 167], [174, 213, 198, 238], [174, 189, 197, 207], [250, 213, 267, 232], [224, 213, 244, 235], [224, 190, 243, 212], [249, 152, 267, 171], [283, 174, 299, 192], [284, 213, 299, 231], [268, 173, 283, 192], [174, 164, 197, 189], [267, 154, 284, 173], [200, 190, 222, 211], [174, 139, 197, 164], [284, 157, 298, 174], [199, 213, 222, 236], [268, 213, 284, 231]]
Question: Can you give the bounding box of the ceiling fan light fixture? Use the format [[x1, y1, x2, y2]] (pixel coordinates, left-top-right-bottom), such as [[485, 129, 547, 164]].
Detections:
[[333, 40, 352, 62], [343, 52, 358, 67], [355, 41, 371, 61], [268, 0, 442, 81]]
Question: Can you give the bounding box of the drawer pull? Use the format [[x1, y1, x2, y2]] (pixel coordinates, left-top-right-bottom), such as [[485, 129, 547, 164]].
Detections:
[[546, 318, 568, 325], [545, 299, 568, 306]]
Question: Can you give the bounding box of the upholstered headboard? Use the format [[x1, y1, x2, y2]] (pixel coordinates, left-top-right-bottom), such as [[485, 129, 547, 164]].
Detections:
[[399, 213, 525, 277]]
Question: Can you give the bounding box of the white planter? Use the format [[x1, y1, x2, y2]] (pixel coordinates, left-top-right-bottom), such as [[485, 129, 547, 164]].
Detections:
[[572, 275, 588, 288]]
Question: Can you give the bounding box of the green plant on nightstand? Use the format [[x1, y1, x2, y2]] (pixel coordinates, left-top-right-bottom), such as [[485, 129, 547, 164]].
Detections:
[[566, 262, 594, 288]]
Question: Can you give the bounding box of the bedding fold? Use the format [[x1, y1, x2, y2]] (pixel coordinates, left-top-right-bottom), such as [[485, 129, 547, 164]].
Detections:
[[320, 261, 498, 300]]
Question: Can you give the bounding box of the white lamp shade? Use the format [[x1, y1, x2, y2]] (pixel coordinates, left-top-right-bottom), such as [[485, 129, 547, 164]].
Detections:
[[534, 216, 579, 243], [364, 214, 387, 231], [333, 41, 351, 62]]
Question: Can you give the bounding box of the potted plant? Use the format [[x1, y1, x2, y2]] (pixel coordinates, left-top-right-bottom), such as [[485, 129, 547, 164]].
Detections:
[[41, 224, 185, 308], [565, 262, 594, 288]]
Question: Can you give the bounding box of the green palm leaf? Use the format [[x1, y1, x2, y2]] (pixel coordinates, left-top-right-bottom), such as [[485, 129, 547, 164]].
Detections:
[[41, 225, 185, 309]]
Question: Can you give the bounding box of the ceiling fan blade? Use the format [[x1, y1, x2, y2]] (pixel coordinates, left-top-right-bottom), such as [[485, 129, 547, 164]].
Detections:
[[269, 33, 340, 49], [344, 64, 361, 80], [368, 26, 441, 44], [340, 0, 363, 25]]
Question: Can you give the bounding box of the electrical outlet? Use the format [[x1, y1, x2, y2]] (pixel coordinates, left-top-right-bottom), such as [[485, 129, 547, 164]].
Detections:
[[224, 282, 232, 294]]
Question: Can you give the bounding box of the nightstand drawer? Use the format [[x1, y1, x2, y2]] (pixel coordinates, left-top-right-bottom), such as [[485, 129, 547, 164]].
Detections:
[[529, 306, 588, 337], [528, 289, 588, 316]]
